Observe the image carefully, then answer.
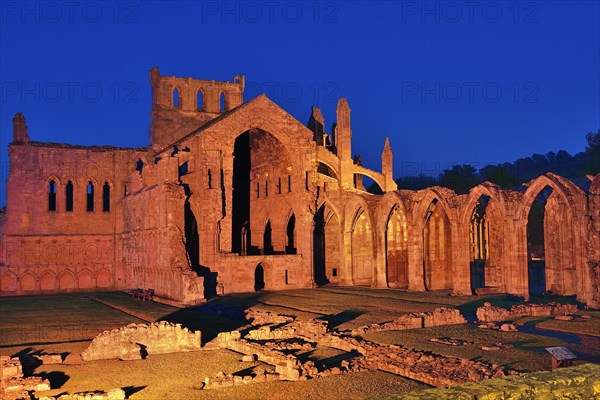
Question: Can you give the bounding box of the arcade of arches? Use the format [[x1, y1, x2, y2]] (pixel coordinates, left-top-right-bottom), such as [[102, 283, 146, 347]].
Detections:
[[1, 67, 599, 309]]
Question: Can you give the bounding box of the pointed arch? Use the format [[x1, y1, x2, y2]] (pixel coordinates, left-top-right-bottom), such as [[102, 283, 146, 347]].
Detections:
[[517, 174, 585, 220], [263, 219, 273, 255], [422, 197, 453, 291], [173, 86, 181, 108], [351, 206, 374, 286], [59, 270, 76, 290], [196, 88, 204, 110], [20, 272, 36, 291], [219, 91, 226, 111], [285, 213, 296, 254], [40, 271, 57, 291], [1, 272, 18, 292], [96, 269, 112, 288], [65, 180, 74, 212], [48, 178, 58, 211], [87, 181, 95, 212], [385, 203, 409, 288], [78, 269, 94, 289]]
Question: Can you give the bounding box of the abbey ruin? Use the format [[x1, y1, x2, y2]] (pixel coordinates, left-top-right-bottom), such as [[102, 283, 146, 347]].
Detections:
[[1, 67, 599, 308]]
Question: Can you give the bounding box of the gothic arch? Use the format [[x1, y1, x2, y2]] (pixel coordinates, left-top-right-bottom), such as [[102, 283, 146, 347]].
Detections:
[[516, 174, 585, 220], [78, 269, 94, 289], [412, 187, 456, 228], [96, 269, 112, 288], [1, 272, 18, 292], [59, 270, 76, 290], [458, 182, 507, 224], [40, 271, 57, 291], [20, 272, 36, 291]]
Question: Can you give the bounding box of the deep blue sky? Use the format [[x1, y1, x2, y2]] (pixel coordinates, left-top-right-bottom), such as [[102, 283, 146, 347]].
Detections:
[[1, 1, 599, 205]]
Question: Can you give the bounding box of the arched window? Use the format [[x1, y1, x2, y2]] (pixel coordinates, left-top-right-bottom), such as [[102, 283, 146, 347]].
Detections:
[[197, 90, 203, 110], [219, 92, 226, 111], [48, 180, 57, 211], [102, 182, 110, 212], [173, 87, 180, 108], [135, 159, 144, 174], [87, 181, 94, 212], [286, 214, 296, 254], [66, 181, 74, 212]]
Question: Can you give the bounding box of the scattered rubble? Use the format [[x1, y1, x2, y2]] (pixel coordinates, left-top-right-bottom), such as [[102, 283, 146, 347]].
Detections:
[[429, 338, 474, 346], [38, 388, 125, 400], [480, 343, 514, 351], [81, 321, 201, 361]]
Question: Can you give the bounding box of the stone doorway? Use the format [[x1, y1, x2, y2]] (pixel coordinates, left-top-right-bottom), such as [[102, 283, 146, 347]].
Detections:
[[254, 264, 265, 291]]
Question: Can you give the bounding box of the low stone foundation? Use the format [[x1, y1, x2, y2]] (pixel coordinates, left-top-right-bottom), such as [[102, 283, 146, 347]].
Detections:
[[1, 356, 51, 400], [352, 307, 467, 335], [38, 389, 126, 400], [476, 302, 578, 323], [207, 309, 512, 389], [81, 321, 201, 361]]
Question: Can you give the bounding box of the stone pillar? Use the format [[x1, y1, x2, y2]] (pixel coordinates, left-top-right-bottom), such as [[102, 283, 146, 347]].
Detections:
[[339, 229, 354, 286], [373, 226, 388, 288], [452, 222, 472, 295], [407, 228, 425, 291], [219, 154, 234, 253]]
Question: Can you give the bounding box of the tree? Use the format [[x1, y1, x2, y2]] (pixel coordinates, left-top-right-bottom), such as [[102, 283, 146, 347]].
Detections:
[[439, 165, 481, 194], [583, 129, 600, 175]]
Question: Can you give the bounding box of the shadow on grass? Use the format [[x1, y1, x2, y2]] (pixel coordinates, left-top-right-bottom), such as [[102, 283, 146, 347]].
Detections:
[[318, 309, 364, 330], [123, 386, 147, 398], [38, 371, 69, 389]]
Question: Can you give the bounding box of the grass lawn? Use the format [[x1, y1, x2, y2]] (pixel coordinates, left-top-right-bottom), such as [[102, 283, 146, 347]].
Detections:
[[0, 289, 597, 399]]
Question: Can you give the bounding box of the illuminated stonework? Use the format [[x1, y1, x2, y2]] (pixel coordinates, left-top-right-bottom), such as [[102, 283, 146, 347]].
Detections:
[[1, 67, 599, 308]]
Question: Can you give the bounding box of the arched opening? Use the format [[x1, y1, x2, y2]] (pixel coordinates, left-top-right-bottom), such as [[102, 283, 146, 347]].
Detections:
[[317, 162, 338, 179], [286, 214, 296, 254], [254, 264, 265, 291], [219, 92, 226, 111], [197, 90, 203, 110], [386, 206, 408, 288], [470, 195, 490, 290], [527, 187, 551, 296], [184, 199, 200, 269], [48, 180, 57, 211], [352, 210, 374, 285], [87, 181, 94, 212], [313, 206, 329, 286], [135, 159, 144, 174], [66, 181, 74, 212], [263, 220, 273, 255], [232, 131, 251, 254], [231, 129, 291, 256], [543, 190, 577, 295], [355, 174, 383, 194], [526, 185, 576, 296], [102, 182, 111, 212], [173, 87, 180, 108], [423, 199, 452, 290]]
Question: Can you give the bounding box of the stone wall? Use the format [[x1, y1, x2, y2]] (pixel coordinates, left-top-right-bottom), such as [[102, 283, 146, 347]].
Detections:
[[476, 302, 578, 323], [352, 307, 466, 335], [2, 67, 599, 309], [81, 321, 201, 361], [1, 355, 50, 400]]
